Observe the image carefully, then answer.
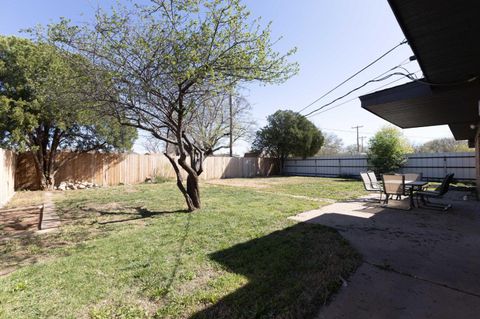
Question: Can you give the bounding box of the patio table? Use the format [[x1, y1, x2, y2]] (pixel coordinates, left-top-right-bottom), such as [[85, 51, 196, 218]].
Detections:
[[405, 180, 428, 208]]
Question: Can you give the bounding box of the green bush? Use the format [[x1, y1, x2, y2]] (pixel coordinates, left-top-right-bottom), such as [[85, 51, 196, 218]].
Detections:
[[153, 175, 171, 184], [367, 126, 412, 174]]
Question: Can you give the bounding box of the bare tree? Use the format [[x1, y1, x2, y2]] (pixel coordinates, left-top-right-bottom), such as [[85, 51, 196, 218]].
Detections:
[[189, 92, 255, 154], [316, 132, 344, 155], [48, 0, 298, 211], [141, 135, 165, 154], [416, 137, 472, 153]]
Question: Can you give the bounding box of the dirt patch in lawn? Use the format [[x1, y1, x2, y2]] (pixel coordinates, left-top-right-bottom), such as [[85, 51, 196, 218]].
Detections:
[[206, 176, 310, 189], [0, 206, 42, 239], [80, 202, 124, 212], [206, 178, 271, 188], [3, 190, 45, 209]]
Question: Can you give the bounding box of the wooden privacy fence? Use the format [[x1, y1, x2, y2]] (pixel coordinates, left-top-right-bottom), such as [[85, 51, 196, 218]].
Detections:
[[15, 152, 278, 190], [284, 152, 476, 181], [0, 149, 16, 207]]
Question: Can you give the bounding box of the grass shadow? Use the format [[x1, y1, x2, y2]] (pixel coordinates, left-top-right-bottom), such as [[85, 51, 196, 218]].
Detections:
[[95, 207, 188, 225], [189, 222, 360, 319], [0, 205, 188, 275]]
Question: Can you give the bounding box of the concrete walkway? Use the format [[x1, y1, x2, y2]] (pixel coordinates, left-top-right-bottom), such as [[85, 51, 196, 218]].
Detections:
[[290, 193, 480, 319], [38, 192, 60, 233]]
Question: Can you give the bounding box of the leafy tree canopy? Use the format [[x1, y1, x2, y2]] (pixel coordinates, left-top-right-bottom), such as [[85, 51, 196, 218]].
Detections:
[[0, 35, 136, 189], [42, 0, 298, 210], [253, 110, 324, 167], [367, 126, 412, 174]]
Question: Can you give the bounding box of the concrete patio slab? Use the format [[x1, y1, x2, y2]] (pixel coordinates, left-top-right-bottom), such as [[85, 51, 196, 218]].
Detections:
[[317, 263, 480, 319], [290, 194, 480, 318]]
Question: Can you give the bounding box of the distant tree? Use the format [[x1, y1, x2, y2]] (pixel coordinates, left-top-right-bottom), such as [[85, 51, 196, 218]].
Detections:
[[252, 110, 324, 170], [343, 144, 359, 155], [47, 0, 298, 211], [0, 36, 136, 189], [367, 126, 412, 174], [316, 132, 344, 155], [416, 137, 472, 153], [189, 92, 255, 154], [142, 137, 165, 154]]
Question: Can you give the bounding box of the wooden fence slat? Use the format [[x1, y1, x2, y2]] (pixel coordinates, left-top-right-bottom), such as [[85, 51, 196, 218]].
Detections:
[[13, 152, 278, 190]]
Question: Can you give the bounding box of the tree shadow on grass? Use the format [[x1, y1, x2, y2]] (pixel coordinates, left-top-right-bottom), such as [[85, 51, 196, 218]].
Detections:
[[0, 206, 188, 275], [95, 207, 188, 225], [189, 223, 360, 319]]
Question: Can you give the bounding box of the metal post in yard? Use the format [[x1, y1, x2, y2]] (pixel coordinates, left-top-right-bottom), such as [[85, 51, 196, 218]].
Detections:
[[229, 93, 233, 157], [444, 156, 448, 176]]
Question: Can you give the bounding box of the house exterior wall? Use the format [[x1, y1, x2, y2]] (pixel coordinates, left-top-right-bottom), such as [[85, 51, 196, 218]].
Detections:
[[476, 127, 480, 195]]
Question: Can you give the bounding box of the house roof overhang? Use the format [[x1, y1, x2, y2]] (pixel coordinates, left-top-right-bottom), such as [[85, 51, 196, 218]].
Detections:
[[360, 0, 480, 141]]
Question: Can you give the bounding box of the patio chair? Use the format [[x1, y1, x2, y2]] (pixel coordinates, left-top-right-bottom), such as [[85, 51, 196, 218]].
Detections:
[[367, 171, 382, 189], [360, 171, 383, 202], [403, 173, 422, 182], [415, 173, 454, 211], [382, 174, 409, 210]]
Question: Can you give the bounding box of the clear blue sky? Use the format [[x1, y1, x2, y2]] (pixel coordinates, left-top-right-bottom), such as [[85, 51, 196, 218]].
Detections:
[[0, 0, 454, 154]]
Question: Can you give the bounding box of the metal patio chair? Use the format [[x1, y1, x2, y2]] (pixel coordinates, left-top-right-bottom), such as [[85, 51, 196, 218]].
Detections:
[[415, 173, 454, 211], [360, 171, 383, 202], [382, 174, 410, 210], [367, 171, 382, 189]]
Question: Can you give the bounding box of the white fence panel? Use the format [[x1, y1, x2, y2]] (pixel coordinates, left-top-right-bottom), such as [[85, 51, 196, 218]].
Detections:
[[0, 149, 16, 207], [284, 152, 476, 181]]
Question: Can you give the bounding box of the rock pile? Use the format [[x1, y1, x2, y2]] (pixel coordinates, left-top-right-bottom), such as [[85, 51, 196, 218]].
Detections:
[[56, 181, 100, 191]]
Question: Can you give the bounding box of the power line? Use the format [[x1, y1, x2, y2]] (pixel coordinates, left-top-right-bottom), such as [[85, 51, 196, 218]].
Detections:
[[302, 60, 417, 118], [297, 39, 407, 114], [303, 71, 415, 117], [307, 69, 422, 117]]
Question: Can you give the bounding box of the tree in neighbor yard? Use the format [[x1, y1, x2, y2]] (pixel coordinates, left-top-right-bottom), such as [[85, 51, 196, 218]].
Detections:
[[46, 0, 298, 211], [316, 132, 344, 155], [252, 110, 324, 170], [142, 92, 254, 154], [0, 36, 137, 190], [367, 126, 413, 174], [189, 92, 255, 154], [416, 137, 472, 153]]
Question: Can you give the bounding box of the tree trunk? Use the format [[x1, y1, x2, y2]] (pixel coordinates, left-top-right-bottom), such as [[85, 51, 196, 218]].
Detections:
[[186, 173, 201, 209], [165, 153, 198, 211], [279, 157, 285, 175], [39, 170, 55, 190]]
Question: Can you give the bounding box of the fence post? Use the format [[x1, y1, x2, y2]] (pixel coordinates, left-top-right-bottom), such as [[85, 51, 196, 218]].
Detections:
[[443, 156, 448, 175], [338, 158, 342, 176], [102, 155, 107, 187], [315, 159, 318, 176]]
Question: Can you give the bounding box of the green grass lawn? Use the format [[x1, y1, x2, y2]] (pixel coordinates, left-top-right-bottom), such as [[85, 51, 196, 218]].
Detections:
[[208, 176, 366, 201], [0, 178, 362, 318]]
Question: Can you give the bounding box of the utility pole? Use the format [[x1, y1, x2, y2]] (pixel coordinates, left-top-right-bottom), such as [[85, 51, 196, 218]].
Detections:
[[229, 92, 233, 157], [351, 125, 363, 153], [360, 136, 367, 153]]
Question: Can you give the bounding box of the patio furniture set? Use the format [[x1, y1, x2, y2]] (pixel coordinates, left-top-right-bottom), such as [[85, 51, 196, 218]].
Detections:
[[360, 171, 454, 211]]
